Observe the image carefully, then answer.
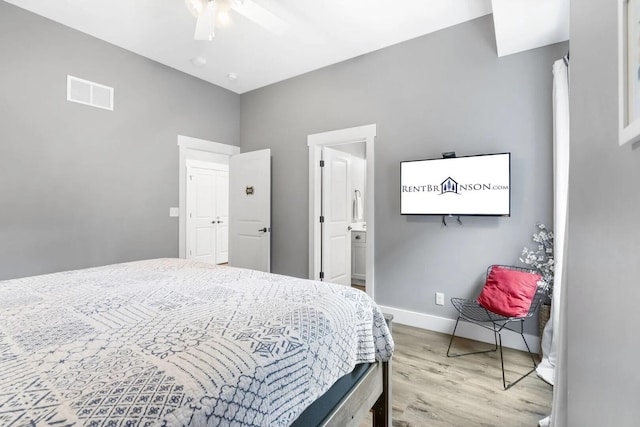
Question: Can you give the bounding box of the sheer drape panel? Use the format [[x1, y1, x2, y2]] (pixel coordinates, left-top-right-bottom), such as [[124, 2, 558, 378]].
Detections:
[[539, 56, 569, 427]]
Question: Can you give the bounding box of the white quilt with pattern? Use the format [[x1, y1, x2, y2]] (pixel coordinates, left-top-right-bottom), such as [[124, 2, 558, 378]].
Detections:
[[0, 258, 394, 426]]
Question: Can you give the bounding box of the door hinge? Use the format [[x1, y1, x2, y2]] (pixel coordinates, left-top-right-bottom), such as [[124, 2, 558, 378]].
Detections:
[[319, 271, 324, 280], [319, 160, 325, 167], [319, 216, 324, 223]]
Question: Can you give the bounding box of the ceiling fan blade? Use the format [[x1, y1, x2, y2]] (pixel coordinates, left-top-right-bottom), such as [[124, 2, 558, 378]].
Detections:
[[230, 0, 289, 35], [194, 1, 217, 40], [185, 0, 209, 18]]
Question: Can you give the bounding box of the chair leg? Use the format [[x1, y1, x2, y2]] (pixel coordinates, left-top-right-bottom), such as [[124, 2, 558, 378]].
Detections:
[[498, 332, 507, 389], [446, 316, 461, 357], [520, 331, 538, 369], [501, 321, 538, 390], [447, 317, 498, 358], [448, 317, 537, 390]]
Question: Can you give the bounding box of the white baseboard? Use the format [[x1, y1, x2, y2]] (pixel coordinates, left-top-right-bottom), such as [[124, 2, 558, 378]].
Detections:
[[378, 305, 539, 354]]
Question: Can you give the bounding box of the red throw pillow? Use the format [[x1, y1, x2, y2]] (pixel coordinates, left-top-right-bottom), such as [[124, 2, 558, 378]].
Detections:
[[476, 266, 541, 317]]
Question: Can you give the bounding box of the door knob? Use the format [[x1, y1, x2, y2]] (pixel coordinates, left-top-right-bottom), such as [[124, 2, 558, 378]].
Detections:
[[258, 227, 268, 232], [347, 226, 352, 231]]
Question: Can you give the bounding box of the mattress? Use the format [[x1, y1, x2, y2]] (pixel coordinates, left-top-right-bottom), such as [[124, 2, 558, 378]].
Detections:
[[0, 258, 394, 426]]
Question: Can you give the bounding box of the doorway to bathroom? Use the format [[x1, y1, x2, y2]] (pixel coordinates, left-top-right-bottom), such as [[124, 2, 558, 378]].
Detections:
[[307, 124, 376, 299]]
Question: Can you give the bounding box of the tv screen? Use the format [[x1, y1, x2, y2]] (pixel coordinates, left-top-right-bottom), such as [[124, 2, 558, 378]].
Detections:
[[400, 153, 511, 216]]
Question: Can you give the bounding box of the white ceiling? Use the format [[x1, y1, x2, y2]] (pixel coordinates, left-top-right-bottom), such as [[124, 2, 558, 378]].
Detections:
[[4, 0, 568, 94], [492, 0, 569, 57]]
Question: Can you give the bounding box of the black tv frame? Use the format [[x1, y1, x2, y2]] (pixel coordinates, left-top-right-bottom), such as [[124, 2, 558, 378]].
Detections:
[[399, 152, 511, 217]]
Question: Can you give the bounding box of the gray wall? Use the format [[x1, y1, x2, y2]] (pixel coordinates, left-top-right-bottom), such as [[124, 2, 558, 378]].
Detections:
[[0, 1, 240, 279], [568, 1, 640, 425], [241, 15, 568, 332]]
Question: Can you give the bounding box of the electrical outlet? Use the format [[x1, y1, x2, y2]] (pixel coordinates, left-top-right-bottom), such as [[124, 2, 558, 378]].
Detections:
[[435, 292, 445, 306]]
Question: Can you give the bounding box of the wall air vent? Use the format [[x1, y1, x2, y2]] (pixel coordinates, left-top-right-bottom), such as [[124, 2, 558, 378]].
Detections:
[[66, 75, 114, 111]]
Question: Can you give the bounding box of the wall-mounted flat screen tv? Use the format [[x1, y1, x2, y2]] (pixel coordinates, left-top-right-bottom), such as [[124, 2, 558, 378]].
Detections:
[[400, 153, 511, 216]]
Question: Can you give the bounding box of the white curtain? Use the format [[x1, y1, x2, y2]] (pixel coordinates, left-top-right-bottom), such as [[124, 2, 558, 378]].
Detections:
[[538, 56, 569, 427]]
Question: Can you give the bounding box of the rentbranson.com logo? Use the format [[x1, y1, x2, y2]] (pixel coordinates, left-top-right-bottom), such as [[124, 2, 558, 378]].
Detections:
[[401, 177, 509, 195]]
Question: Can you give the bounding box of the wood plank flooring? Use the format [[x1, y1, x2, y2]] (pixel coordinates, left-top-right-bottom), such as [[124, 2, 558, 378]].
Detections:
[[362, 324, 552, 427]]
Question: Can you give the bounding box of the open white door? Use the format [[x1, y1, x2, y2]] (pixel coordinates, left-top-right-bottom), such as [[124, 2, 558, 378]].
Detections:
[[322, 147, 352, 286], [229, 149, 271, 272]]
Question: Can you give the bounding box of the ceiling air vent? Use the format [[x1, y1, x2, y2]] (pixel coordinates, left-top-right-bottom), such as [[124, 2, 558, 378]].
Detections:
[[66, 75, 114, 111]]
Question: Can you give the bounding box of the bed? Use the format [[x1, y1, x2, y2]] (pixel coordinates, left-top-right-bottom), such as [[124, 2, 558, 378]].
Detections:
[[0, 258, 394, 426]]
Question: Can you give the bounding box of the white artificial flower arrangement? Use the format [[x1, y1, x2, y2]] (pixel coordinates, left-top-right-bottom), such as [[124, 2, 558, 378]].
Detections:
[[520, 223, 554, 297]]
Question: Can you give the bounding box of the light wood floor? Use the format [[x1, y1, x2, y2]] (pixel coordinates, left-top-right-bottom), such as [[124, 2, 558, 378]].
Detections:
[[362, 324, 552, 427]]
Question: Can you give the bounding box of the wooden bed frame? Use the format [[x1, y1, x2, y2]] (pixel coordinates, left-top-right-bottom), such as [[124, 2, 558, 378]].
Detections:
[[314, 315, 393, 427], [318, 358, 392, 427]]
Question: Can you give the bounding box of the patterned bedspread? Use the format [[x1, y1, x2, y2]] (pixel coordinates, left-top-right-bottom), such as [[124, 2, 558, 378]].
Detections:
[[0, 258, 394, 426]]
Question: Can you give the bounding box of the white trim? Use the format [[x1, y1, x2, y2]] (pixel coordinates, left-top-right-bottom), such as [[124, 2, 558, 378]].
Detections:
[[178, 135, 240, 259], [178, 135, 239, 155], [308, 124, 376, 300], [186, 159, 229, 171], [308, 124, 377, 146], [618, 0, 640, 146], [378, 305, 540, 354]]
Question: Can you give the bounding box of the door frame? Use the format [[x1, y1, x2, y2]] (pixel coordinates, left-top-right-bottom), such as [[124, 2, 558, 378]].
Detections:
[[307, 124, 376, 299], [178, 135, 240, 259]]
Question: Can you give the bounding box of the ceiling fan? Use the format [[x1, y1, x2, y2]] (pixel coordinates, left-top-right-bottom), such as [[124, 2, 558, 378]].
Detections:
[[185, 0, 288, 41]]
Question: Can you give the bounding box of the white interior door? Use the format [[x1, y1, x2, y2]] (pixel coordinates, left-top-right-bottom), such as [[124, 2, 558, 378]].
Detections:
[[186, 165, 229, 264], [229, 149, 271, 272], [322, 147, 352, 286], [186, 167, 217, 264]]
